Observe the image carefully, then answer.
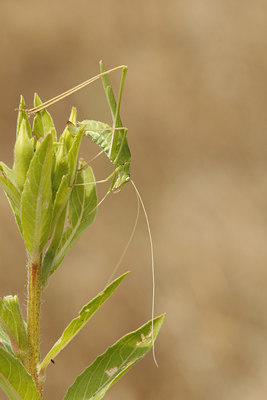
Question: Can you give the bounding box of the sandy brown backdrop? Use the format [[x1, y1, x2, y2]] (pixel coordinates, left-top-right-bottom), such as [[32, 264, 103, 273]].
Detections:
[[1, 1, 267, 399]]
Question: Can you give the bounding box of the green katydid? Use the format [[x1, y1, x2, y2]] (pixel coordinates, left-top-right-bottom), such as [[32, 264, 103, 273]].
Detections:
[[74, 60, 130, 212], [23, 61, 157, 365]]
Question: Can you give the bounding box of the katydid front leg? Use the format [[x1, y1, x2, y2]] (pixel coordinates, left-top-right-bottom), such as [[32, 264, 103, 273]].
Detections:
[[99, 60, 128, 162]]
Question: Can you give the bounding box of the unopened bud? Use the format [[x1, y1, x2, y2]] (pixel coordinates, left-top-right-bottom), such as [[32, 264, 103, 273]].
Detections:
[[13, 119, 34, 191]]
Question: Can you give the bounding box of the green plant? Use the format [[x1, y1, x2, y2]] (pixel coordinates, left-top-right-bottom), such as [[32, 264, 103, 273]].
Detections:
[[0, 62, 165, 399]]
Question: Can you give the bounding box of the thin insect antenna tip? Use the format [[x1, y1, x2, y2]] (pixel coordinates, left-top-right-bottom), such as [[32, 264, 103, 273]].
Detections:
[[153, 350, 159, 368]]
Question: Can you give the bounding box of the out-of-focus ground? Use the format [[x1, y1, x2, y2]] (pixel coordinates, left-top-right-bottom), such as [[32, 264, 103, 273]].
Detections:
[[0, 1, 267, 399]]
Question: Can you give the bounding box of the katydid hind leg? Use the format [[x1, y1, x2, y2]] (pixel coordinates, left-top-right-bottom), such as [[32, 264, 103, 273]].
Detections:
[[23, 64, 127, 114]]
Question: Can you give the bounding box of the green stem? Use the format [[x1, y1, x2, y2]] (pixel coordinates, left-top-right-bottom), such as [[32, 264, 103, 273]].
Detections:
[[27, 258, 43, 396]]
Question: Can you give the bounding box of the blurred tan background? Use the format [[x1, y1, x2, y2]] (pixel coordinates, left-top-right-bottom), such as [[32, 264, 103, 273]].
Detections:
[[1, 1, 267, 399]]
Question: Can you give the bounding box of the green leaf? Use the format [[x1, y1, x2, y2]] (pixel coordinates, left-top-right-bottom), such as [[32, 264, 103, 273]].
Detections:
[[0, 347, 41, 400], [64, 314, 165, 400], [41, 174, 71, 287], [42, 160, 97, 283], [51, 121, 82, 200], [0, 163, 20, 205], [21, 133, 53, 262], [41, 205, 67, 288], [0, 162, 17, 188], [0, 296, 28, 357], [67, 127, 83, 184], [0, 162, 22, 233], [51, 174, 71, 233], [52, 138, 69, 197], [39, 272, 128, 373], [58, 159, 97, 249], [0, 325, 12, 353], [32, 93, 55, 139], [41, 206, 67, 285]]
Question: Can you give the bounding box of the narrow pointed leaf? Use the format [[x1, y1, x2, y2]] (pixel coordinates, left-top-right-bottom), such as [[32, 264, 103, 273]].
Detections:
[[67, 128, 83, 184], [0, 347, 41, 400], [41, 205, 67, 288], [52, 138, 69, 197], [0, 162, 22, 233], [1, 192, 22, 236], [44, 160, 97, 280], [0, 325, 12, 353], [0, 175, 20, 208], [21, 133, 53, 262], [39, 273, 128, 372], [0, 296, 28, 356], [64, 314, 165, 400], [0, 163, 21, 207], [0, 162, 17, 188], [50, 173, 71, 233]]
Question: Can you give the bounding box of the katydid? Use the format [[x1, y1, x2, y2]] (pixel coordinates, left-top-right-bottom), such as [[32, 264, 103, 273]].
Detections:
[[77, 60, 130, 196], [22, 61, 158, 365], [80, 65, 156, 348]]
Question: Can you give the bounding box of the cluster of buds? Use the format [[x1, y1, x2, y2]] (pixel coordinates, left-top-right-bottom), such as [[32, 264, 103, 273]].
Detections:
[[0, 95, 97, 287]]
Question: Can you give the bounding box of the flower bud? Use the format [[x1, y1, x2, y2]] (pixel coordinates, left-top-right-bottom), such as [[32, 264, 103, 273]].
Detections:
[[52, 137, 69, 195], [13, 119, 34, 191], [60, 107, 77, 151]]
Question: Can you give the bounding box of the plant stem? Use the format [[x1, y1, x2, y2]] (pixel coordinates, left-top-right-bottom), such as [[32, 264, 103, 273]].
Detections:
[[27, 258, 43, 396]]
